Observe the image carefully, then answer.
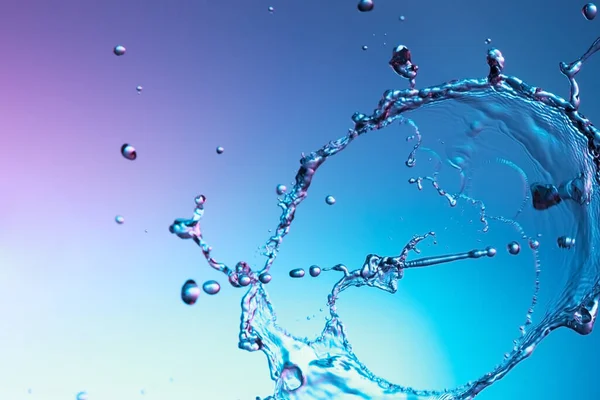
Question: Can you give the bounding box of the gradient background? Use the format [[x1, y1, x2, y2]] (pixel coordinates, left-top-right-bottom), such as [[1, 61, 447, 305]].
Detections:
[[1, 0, 599, 399]]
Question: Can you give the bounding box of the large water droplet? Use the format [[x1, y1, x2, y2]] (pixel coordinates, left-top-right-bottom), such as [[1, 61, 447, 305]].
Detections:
[[325, 195, 336, 205], [216, 146, 224, 154], [202, 280, 221, 295], [582, 3, 597, 20], [181, 279, 200, 305], [115, 215, 124, 224], [309, 265, 321, 277], [276, 184, 287, 195], [289, 268, 305, 278], [507, 241, 521, 255], [357, 0, 374, 12], [121, 144, 137, 160], [113, 45, 126, 56]]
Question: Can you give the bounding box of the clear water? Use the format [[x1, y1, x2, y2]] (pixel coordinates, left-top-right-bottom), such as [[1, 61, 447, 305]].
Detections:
[[169, 37, 600, 399]]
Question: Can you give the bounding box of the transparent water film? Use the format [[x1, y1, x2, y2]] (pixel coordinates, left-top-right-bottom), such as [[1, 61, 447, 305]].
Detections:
[[170, 36, 600, 399]]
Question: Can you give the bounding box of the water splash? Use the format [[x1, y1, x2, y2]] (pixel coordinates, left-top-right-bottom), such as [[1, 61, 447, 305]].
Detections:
[[170, 38, 600, 399]]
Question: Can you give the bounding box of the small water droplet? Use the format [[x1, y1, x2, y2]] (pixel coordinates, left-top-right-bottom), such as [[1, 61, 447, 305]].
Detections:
[[357, 0, 374, 12], [276, 184, 287, 195], [529, 239, 540, 250], [113, 45, 126, 56], [202, 280, 221, 295], [268, 6, 274, 13], [309, 265, 321, 277], [484, 38, 492, 44], [582, 3, 597, 20], [216, 146, 224, 154], [325, 195, 336, 205], [362, 45, 368, 51], [289, 268, 306, 278], [557, 235, 576, 249], [181, 279, 200, 305], [115, 215, 125, 224], [121, 144, 137, 160], [399, 15, 405, 21], [76, 391, 89, 400], [136, 85, 143, 94], [507, 241, 521, 255]]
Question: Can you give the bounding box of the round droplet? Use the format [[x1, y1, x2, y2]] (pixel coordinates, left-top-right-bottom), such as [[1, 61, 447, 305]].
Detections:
[[507, 241, 521, 255], [309, 265, 321, 277], [259, 272, 272, 284], [484, 38, 492, 44], [121, 144, 137, 160], [195, 194, 206, 205], [529, 239, 540, 250], [268, 6, 274, 13], [136, 85, 143, 94], [276, 184, 287, 195], [202, 280, 221, 295], [325, 195, 336, 205], [399, 15, 405, 21], [76, 392, 88, 400], [485, 247, 497, 257], [357, 0, 374, 12], [289, 268, 305, 278], [181, 279, 200, 305], [115, 215, 125, 224], [582, 3, 597, 20], [238, 275, 251, 286], [113, 45, 126, 56], [362, 45, 368, 51], [216, 146, 224, 154]]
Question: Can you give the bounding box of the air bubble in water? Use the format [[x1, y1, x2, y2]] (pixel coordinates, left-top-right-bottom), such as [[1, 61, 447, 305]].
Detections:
[[216, 146, 224, 154], [121, 144, 137, 160], [309, 265, 321, 277], [276, 184, 287, 195], [76, 391, 88, 400], [325, 195, 336, 205], [202, 280, 221, 295], [181, 279, 200, 305], [289, 268, 305, 278], [115, 215, 124, 224], [113, 45, 126, 56], [357, 0, 374, 12], [507, 241, 521, 255], [582, 3, 597, 20]]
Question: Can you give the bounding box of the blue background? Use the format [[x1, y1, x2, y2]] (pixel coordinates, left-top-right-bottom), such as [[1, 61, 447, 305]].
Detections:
[[1, 0, 599, 399]]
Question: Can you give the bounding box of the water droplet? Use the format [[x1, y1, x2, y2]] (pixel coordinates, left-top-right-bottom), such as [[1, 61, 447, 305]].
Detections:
[[195, 194, 206, 205], [259, 272, 272, 284], [181, 279, 200, 305], [486, 246, 497, 257], [399, 15, 405, 21], [281, 363, 304, 391], [357, 0, 374, 12], [121, 144, 137, 160], [136, 85, 143, 94], [115, 215, 125, 224], [484, 38, 492, 44], [268, 6, 274, 13], [113, 45, 126, 56], [216, 146, 224, 154], [325, 195, 336, 205], [309, 265, 321, 277], [529, 239, 540, 250], [202, 280, 221, 295], [76, 391, 88, 400], [289, 268, 306, 278], [557, 235, 576, 249], [582, 3, 597, 20], [362, 45, 368, 51], [507, 241, 521, 255], [276, 184, 287, 195]]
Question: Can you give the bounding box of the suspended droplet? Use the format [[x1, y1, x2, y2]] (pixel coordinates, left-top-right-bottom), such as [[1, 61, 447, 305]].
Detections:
[[399, 15, 405, 21], [121, 144, 137, 160], [268, 6, 274, 13], [507, 241, 521, 255], [76, 391, 89, 400], [357, 0, 374, 12], [136, 85, 143, 94], [485, 247, 497, 257], [202, 280, 221, 295], [557, 235, 576, 249], [289, 268, 306, 278], [309, 265, 321, 277], [238, 275, 251, 286], [216, 146, 224, 154], [529, 239, 540, 250], [582, 3, 597, 20], [113, 45, 126, 56], [276, 184, 287, 195], [115, 215, 125, 224], [325, 195, 336, 205], [484, 38, 492, 44], [362, 45, 368, 51], [259, 272, 272, 284], [181, 279, 200, 305]]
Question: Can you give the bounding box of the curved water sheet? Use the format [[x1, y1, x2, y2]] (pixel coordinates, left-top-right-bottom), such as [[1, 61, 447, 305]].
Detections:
[[170, 39, 600, 399]]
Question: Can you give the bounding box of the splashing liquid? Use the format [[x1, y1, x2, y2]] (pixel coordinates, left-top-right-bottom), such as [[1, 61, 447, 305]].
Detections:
[[170, 38, 600, 399]]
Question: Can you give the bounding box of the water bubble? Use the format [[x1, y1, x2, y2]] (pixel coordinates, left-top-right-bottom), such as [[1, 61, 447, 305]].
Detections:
[[325, 195, 336, 205], [289, 268, 306, 278], [276, 184, 287, 195], [362, 45, 368, 51], [181, 279, 200, 305], [485, 38, 492, 44], [216, 146, 224, 154], [113, 45, 126, 56], [202, 280, 221, 295], [582, 3, 597, 20], [507, 241, 521, 255], [557, 236, 576, 249], [357, 0, 374, 12], [309, 265, 322, 277], [120, 144, 137, 160], [76, 391, 88, 400], [115, 215, 124, 224], [259, 272, 272, 284], [268, 6, 274, 13]]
